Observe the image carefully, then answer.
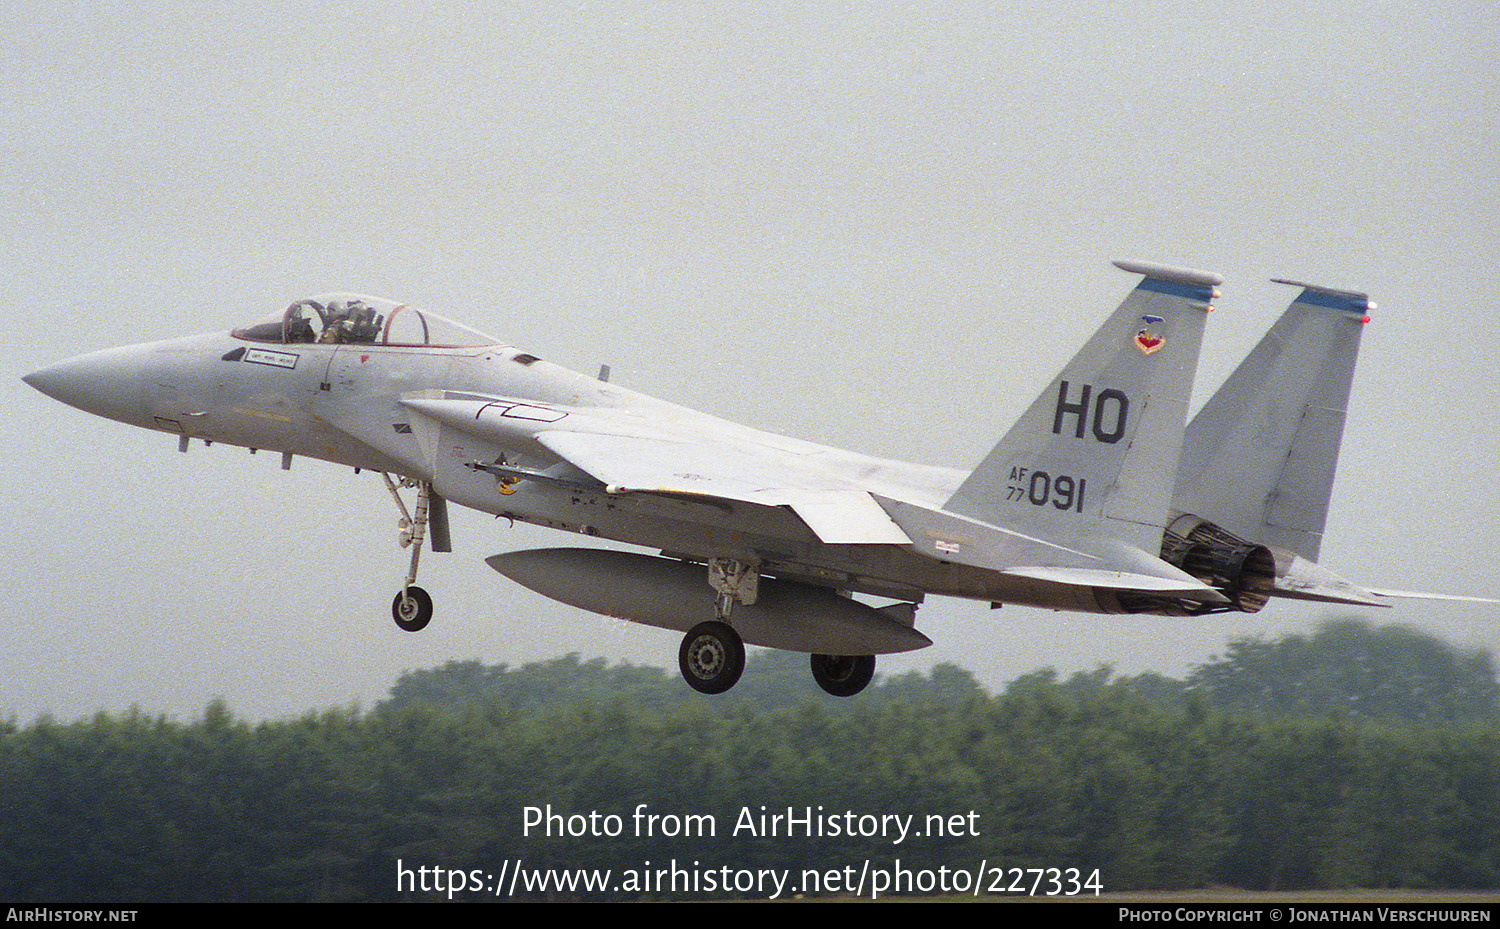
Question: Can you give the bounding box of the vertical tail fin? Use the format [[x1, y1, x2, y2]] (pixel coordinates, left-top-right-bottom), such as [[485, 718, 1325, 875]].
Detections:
[[945, 260, 1220, 554], [1171, 280, 1372, 560]]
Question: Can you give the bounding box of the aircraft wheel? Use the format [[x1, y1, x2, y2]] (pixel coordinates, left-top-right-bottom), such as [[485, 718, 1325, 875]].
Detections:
[[678, 621, 745, 694], [810, 653, 876, 697], [392, 586, 433, 632]]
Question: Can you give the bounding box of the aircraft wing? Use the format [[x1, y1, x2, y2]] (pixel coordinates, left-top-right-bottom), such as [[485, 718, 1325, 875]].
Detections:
[[533, 430, 914, 545], [397, 395, 912, 544]]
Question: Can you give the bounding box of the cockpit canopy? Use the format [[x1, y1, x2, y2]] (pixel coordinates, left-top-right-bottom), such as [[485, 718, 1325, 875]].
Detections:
[[232, 293, 500, 347]]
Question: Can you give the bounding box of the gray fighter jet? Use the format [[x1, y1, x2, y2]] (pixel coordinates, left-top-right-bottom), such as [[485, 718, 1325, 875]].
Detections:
[[24, 261, 1474, 696]]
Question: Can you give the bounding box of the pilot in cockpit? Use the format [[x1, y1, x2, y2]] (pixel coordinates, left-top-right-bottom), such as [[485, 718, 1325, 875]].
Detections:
[[230, 293, 498, 348], [319, 299, 385, 344], [345, 304, 384, 343]]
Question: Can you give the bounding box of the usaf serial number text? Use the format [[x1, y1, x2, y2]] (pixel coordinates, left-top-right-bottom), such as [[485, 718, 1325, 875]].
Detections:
[[1005, 467, 1086, 512]]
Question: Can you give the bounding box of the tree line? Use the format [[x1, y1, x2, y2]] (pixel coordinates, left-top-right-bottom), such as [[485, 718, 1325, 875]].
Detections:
[[2, 619, 1497, 900]]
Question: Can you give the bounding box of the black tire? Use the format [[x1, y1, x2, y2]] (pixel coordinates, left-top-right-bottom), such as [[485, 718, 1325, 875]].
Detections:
[[678, 621, 746, 694], [392, 586, 433, 632], [810, 653, 876, 697]]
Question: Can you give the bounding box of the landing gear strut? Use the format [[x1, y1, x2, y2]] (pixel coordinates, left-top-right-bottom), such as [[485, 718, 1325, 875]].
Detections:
[[676, 558, 758, 693], [810, 653, 877, 697], [383, 474, 448, 632]]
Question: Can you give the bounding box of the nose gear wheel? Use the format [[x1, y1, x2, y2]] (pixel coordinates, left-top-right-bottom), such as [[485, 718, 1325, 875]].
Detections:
[[392, 586, 433, 632]]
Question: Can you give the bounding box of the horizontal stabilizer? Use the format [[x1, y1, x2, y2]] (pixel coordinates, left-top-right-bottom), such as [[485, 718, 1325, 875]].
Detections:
[[874, 494, 1228, 602], [1270, 555, 1499, 607], [874, 493, 1089, 571], [1364, 588, 1500, 605], [1270, 555, 1389, 606], [1271, 583, 1500, 608], [1271, 584, 1391, 608], [1000, 565, 1230, 602]]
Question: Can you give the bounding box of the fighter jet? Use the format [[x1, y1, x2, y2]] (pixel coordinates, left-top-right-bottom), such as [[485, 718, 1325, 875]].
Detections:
[[23, 260, 1471, 697]]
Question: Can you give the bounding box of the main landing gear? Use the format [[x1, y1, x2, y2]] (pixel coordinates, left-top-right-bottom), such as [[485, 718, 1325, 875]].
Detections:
[[383, 474, 450, 632], [675, 558, 878, 697], [810, 653, 877, 697], [677, 557, 756, 694], [678, 621, 746, 695]]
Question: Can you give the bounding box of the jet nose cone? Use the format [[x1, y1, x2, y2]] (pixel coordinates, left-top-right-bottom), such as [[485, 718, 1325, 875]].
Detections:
[[21, 362, 72, 401], [23, 347, 147, 424]]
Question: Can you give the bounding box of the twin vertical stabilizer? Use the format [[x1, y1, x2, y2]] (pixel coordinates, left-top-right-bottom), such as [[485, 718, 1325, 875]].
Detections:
[[944, 260, 1221, 556], [935, 265, 1384, 612], [1171, 281, 1371, 561]]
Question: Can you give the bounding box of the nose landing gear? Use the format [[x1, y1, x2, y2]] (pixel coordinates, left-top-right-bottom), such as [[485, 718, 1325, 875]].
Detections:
[[383, 474, 449, 632]]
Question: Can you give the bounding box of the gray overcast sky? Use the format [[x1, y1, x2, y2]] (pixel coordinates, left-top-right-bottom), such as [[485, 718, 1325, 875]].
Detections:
[[3, 1, 1497, 719]]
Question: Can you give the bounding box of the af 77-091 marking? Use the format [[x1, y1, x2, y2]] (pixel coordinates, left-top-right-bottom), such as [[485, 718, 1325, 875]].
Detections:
[[24, 260, 1480, 696]]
